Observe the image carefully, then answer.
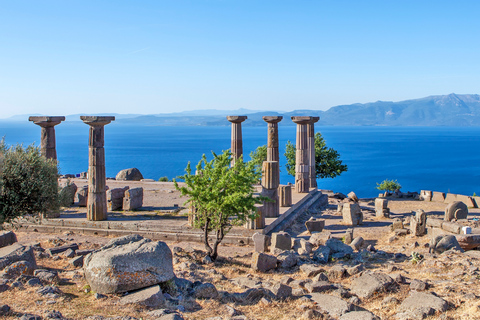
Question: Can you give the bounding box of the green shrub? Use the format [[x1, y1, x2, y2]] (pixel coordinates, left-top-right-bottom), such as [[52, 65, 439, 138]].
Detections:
[[376, 179, 401, 193], [158, 176, 169, 182], [0, 140, 59, 223]]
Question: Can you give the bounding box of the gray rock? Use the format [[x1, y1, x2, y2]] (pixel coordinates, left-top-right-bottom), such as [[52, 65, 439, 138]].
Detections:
[[75, 249, 94, 256], [328, 265, 346, 279], [123, 187, 144, 211], [344, 229, 354, 245], [62, 248, 75, 258], [270, 232, 292, 251], [276, 250, 298, 269], [346, 264, 363, 276], [410, 279, 427, 291], [83, 235, 174, 294], [342, 203, 363, 226], [326, 238, 354, 257], [34, 269, 59, 284], [304, 281, 335, 293], [269, 283, 292, 299], [309, 232, 331, 246], [444, 201, 468, 221], [36, 285, 62, 296], [59, 182, 77, 207], [0, 281, 9, 293], [194, 282, 218, 299], [120, 285, 166, 308], [70, 255, 84, 268], [107, 187, 129, 211], [429, 235, 464, 254], [0, 231, 17, 248], [313, 273, 329, 282], [350, 237, 364, 251], [251, 252, 277, 272], [20, 314, 42, 320], [313, 245, 331, 264], [309, 293, 351, 317], [44, 310, 64, 319], [300, 264, 323, 277], [350, 272, 394, 298], [0, 243, 36, 270], [156, 314, 184, 320], [252, 233, 270, 253], [3, 260, 34, 278], [340, 311, 380, 320], [26, 277, 42, 287], [305, 218, 325, 233], [391, 218, 404, 231], [397, 292, 448, 318], [116, 168, 144, 181], [231, 277, 262, 289], [0, 304, 10, 315], [46, 243, 79, 256], [233, 287, 275, 304], [75, 186, 88, 206]]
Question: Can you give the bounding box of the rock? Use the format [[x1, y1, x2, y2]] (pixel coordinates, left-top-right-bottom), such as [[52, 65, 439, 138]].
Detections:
[[0, 304, 10, 316], [62, 249, 75, 258], [395, 228, 409, 236], [269, 283, 292, 299], [83, 234, 174, 294], [36, 285, 62, 296], [346, 264, 363, 276], [116, 168, 144, 181], [340, 311, 380, 320], [44, 310, 64, 319], [59, 182, 77, 206], [75, 249, 94, 256], [342, 203, 363, 225], [305, 281, 336, 293], [444, 201, 468, 221], [350, 237, 364, 251], [442, 221, 462, 234], [375, 198, 390, 218], [391, 218, 404, 231], [313, 273, 329, 282], [20, 314, 42, 320], [305, 218, 325, 233], [120, 285, 166, 308], [347, 191, 359, 202], [276, 250, 298, 269], [0, 243, 36, 270], [251, 252, 277, 272], [194, 282, 218, 299], [350, 272, 394, 298], [156, 314, 184, 320], [3, 260, 34, 278], [75, 186, 88, 206], [300, 264, 323, 277], [344, 229, 354, 245], [270, 232, 292, 251], [429, 235, 464, 254], [382, 296, 400, 305], [313, 246, 331, 264], [34, 269, 59, 284], [231, 276, 262, 289], [326, 238, 353, 258], [107, 187, 129, 211], [123, 187, 144, 211], [309, 232, 331, 246], [397, 291, 448, 318], [26, 277, 42, 287], [0, 231, 17, 248], [419, 190, 432, 201], [328, 265, 346, 279], [252, 233, 270, 253], [46, 243, 79, 256], [70, 255, 84, 268], [410, 279, 427, 291], [411, 210, 427, 236], [309, 293, 351, 317], [233, 287, 275, 304]]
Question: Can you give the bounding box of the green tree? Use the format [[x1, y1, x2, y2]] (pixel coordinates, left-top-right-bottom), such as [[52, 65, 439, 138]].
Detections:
[[249, 145, 267, 170], [174, 150, 264, 261], [284, 132, 347, 179], [0, 140, 59, 223], [376, 179, 401, 193]]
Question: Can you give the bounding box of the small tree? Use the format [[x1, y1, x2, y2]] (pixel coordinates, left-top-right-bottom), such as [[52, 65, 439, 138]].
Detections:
[[249, 145, 267, 170], [174, 150, 264, 261], [376, 179, 401, 193], [285, 132, 347, 179], [0, 140, 59, 223]]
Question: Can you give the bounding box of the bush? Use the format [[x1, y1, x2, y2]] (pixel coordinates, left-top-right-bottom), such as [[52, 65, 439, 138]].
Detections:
[[376, 179, 401, 193], [0, 140, 59, 223], [158, 176, 169, 182]]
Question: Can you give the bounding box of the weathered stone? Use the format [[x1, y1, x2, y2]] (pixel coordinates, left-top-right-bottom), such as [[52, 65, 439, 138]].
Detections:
[[116, 168, 143, 181], [120, 285, 166, 307], [309, 293, 351, 317], [442, 221, 462, 234], [457, 194, 475, 207], [411, 210, 427, 236], [309, 232, 331, 246], [300, 264, 323, 277], [409, 279, 427, 291], [75, 186, 88, 207], [391, 218, 404, 231], [431, 191, 445, 202], [245, 204, 265, 229], [375, 198, 389, 218], [328, 265, 346, 279], [337, 203, 344, 213], [313, 273, 329, 282], [251, 252, 277, 272], [19, 314, 42, 320], [270, 232, 292, 251], [444, 201, 468, 221], [350, 236, 364, 251], [83, 235, 174, 294], [107, 187, 129, 211], [456, 234, 480, 250], [194, 282, 218, 299], [397, 291, 448, 317], [340, 311, 379, 320], [429, 235, 464, 254], [252, 233, 270, 253], [347, 191, 359, 202], [419, 190, 432, 201], [350, 272, 394, 298], [34, 269, 59, 284], [59, 182, 77, 207], [269, 282, 292, 299], [276, 250, 298, 269], [346, 264, 363, 276], [0, 243, 36, 270], [227, 116, 247, 166], [29, 116, 65, 160], [279, 185, 292, 207], [313, 245, 331, 264], [305, 218, 325, 233], [307, 117, 320, 188], [263, 116, 283, 184], [46, 243, 79, 256], [326, 238, 353, 258], [70, 255, 84, 268], [305, 280, 335, 293], [123, 187, 143, 211], [3, 260, 34, 278], [0, 231, 17, 248], [344, 229, 354, 245], [426, 217, 443, 228], [342, 203, 363, 226], [261, 185, 279, 218], [291, 116, 313, 193]]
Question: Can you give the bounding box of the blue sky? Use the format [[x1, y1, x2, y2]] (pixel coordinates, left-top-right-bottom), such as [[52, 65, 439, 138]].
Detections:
[[1, 1, 479, 118]]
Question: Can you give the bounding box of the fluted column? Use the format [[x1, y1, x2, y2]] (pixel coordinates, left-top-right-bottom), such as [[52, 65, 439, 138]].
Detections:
[[262, 116, 283, 184], [291, 116, 313, 193], [81, 116, 115, 221], [261, 161, 280, 217], [308, 117, 320, 188], [227, 116, 247, 166], [28, 116, 65, 160]]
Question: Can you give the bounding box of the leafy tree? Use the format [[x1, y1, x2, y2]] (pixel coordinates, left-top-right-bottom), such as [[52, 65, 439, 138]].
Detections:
[[285, 132, 347, 179], [376, 179, 401, 193], [0, 140, 59, 223], [174, 150, 264, 261], [249, 145, 267, 170]]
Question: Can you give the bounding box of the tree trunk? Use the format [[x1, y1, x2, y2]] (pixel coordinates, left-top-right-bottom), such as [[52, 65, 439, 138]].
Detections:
[[211, 226, 225, 261], [203, 219, 213, 257]]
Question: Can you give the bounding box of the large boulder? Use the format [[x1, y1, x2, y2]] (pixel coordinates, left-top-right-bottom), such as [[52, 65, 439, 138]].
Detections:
[[444, 201, 468, 221], [396, 291, 448, 319], [0, 231, 17, 248], [116, 168, 144, 181], [83, 234, 174, 294], [429, 235, 464, 254], [0, 243, 36, 270]]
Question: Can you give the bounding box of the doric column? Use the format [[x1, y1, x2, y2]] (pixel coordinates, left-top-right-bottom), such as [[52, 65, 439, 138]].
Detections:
[[226, 116, 247, 166], [262, 116, 283, 184], [28, 116, 65, 160], [80, 116, 115, 221], [308, 117, 320, 188], [261, 161, 280, 217], [291, 116, 313, 193]]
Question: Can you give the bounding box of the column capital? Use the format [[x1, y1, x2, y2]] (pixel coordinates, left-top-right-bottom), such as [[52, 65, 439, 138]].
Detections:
[[80, 116, 115, 126], [29, 116, 65, 127], [310, 116, 320, 123], [291, 116, 313, 125], [227, 115, 247, 123], [262, 116, 283, 124]]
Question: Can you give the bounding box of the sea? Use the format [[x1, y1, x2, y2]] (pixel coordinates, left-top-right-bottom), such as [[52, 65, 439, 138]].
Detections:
[[1, 121, 480, 198]]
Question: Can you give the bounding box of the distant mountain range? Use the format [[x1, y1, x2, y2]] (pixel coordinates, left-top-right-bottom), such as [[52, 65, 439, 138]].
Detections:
[[4, 94, 480, 126]]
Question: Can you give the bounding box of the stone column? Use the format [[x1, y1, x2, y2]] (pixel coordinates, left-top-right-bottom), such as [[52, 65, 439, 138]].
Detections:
[[226, 116, 247, 166], [307, 117, 320, 188], [262, 116, 283, 183], [80, 116, 115, 221], [28, 116, 65, 160], [291, 116, 313, 193], [261, 161, 280, 217]]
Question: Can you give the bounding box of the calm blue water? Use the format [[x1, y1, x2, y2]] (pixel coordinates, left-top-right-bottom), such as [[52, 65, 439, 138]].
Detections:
[[1, 121, 479, 198]]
